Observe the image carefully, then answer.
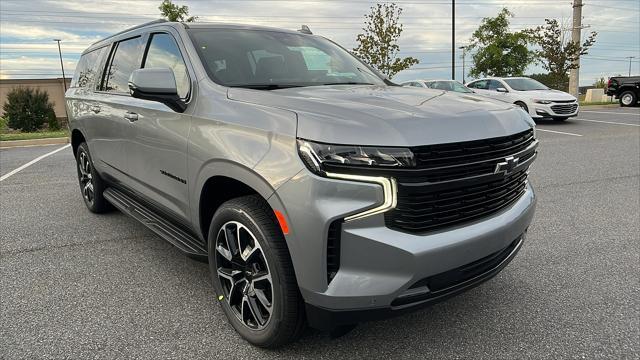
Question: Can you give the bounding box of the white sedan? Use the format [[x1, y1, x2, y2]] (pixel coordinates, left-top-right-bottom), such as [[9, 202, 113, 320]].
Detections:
[[466, 77, 579, 121]]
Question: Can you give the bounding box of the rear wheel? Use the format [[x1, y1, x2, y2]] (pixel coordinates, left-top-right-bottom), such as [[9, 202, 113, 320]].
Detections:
[[76, 142, 111, 213], [208, 195, 305, 348], [619, 91, 637, 107]]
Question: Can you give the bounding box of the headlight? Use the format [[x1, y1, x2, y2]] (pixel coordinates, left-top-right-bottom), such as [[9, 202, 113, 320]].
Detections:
[[297, 139, 415, 175], [534, 99, 552, 104]]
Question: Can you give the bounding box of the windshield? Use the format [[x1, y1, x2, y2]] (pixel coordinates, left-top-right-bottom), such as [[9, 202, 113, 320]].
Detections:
[[188, 28, 385, 89], [427, 81, 474, 93], [503, 78, 549, 91]]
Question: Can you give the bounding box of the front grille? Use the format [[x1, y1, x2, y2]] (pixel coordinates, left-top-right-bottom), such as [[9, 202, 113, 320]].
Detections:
[[386, 129, 537, 234], [551, 103, 578, 114]]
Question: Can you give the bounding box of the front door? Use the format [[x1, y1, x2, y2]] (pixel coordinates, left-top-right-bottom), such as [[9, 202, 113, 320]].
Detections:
[[124, 31, 193, 221]]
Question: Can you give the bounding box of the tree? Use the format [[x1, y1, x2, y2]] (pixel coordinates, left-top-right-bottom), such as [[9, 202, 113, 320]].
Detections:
[[526, 19, 597, 91], [159, 0, 197, 22], [468, 8, 532, 78], [593, 77, 606, 88], [353, 3, 419, 79], [2, 88, 57, 132]]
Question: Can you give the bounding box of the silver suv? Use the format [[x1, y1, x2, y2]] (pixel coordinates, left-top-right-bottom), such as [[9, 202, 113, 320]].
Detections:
[[66, 20, 538, 347]]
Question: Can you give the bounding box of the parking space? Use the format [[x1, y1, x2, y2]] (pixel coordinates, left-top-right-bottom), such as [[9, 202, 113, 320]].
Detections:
[[1, 108, 638, 359]]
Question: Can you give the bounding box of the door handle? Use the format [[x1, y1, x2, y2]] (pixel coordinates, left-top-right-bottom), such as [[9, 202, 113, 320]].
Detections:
[[90, 105, 101, 114], [124, 112, 139, 122]]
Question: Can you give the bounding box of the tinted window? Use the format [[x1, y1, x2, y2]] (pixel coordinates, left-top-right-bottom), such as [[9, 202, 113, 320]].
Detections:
[[488, 80, 502, 90], [469, 80, 488, 90], [103, 37, 143, 93], [71, 47, 107, 89], [144, 33, 190, 99], [188, 29, 384, 88]]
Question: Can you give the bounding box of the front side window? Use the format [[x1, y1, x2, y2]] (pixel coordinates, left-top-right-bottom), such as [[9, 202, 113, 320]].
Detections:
[[103, 37, 144, 93], [71, 46, 108, 89], [488, 80, 503, 91], [188, 29, 385, 89], [144, 33, 190, 99]]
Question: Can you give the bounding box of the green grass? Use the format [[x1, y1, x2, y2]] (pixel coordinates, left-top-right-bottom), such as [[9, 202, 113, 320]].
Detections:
[[1, 129, 69, 141]]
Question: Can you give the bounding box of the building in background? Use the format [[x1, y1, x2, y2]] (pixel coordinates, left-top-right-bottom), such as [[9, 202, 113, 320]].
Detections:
[[0, 78, 71, 119]]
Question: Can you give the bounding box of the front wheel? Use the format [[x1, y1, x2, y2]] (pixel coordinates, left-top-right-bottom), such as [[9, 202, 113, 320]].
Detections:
[[514, 101, 529, 113], [208, 195, 305, 348], [619, 91, 637, 107]]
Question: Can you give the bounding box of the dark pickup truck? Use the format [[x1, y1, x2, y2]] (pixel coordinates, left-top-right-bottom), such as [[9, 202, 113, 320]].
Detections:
[[606, 76, 639, 107]]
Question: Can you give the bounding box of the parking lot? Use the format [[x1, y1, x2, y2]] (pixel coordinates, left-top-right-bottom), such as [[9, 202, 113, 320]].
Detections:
[[1, 107, 638, 359]]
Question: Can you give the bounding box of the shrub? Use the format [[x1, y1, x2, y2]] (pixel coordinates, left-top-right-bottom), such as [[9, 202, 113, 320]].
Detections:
[[2, 87, 57, 132]]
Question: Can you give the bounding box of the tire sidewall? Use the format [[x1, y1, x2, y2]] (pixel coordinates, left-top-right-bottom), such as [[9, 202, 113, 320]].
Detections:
[[207, 204, 288, 345], [620, 91, 636, 107]]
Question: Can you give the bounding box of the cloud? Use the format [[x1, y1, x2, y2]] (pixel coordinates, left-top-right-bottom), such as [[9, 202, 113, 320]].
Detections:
[[0, 0, 638, 84]]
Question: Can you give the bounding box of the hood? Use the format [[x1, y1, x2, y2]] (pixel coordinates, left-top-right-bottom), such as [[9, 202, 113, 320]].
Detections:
[[515, 89, 577, 101], [227, 85, 534, 147]]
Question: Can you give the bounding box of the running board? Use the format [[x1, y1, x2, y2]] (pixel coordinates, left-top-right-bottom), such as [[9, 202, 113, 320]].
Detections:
[[103, 187, 207, 257]]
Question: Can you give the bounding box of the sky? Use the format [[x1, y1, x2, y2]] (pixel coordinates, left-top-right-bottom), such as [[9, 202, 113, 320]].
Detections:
[[0, 0, 639, 86]]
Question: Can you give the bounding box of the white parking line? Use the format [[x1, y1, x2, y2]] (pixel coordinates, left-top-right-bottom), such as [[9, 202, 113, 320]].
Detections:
[[581, 110, 640, 116], [574, 118, 640, 127], [0, 144, 71, 182], [536, 128, 583, 137]]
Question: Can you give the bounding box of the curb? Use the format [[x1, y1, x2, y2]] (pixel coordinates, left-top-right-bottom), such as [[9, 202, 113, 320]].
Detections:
[[0, 137, 70, 148]]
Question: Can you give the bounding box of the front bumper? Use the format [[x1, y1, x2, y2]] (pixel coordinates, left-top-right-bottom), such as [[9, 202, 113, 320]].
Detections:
[[270, 170, 536, 329], [531, 101, 579, 119]]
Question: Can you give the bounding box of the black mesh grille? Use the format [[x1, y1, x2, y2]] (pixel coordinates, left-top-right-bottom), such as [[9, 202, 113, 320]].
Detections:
[[551, 103, 578, 114], [385, 129, 537, 234], [327, 220, 341, 283]]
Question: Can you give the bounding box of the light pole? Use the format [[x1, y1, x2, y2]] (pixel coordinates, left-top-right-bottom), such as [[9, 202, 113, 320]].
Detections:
[[627, 56, 636, 76], [459, 45, 467, 84], [53, 39, 67, 92], [451, 0, 455, 80]]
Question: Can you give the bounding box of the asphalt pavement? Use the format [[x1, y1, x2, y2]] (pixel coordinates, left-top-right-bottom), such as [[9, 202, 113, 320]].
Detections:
[[1, 108, 638, 359]]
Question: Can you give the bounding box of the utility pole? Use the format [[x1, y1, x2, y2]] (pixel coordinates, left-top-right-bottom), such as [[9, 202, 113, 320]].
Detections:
[[568, 0, 583, 97], [627, 56, 636, 76], [452, 0, 456, 80], [459, 46, 467, 83], [53, 39, 67, 92]]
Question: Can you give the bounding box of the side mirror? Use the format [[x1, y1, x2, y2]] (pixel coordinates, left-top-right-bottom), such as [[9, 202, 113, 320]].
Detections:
[[128, 68, 186, 112], [496, 87, 508, 93]]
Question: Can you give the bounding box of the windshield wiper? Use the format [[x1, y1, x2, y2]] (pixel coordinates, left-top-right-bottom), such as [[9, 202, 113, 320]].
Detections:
[[322, 82, 375, 86], [230, 84, 306, 90]]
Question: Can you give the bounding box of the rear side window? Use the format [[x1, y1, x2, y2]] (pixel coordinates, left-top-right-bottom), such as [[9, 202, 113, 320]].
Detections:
[[103, 37, 144, 93], [143, 33, 190, 99], [71, 47, 107, 89]]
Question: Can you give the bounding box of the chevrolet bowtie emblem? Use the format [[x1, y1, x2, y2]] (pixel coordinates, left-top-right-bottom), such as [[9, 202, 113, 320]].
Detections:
[[495, 156, 519, 175]]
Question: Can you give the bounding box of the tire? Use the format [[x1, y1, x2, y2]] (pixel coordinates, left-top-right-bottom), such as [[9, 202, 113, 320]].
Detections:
[[208, 195, 305, 348], [514, 101, 529, 113], [619, 91, 637, 107], [553, 117, 569, 122], [75, 142, 111, 213]]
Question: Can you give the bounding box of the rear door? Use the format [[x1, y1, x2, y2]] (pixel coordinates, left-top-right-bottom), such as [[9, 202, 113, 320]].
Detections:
[[123, 31, 193, 221], [92, 36, 145, 182]]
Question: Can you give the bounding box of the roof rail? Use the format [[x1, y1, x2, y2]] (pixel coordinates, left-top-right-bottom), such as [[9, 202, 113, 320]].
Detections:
[[90, 19, 168, 46]]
